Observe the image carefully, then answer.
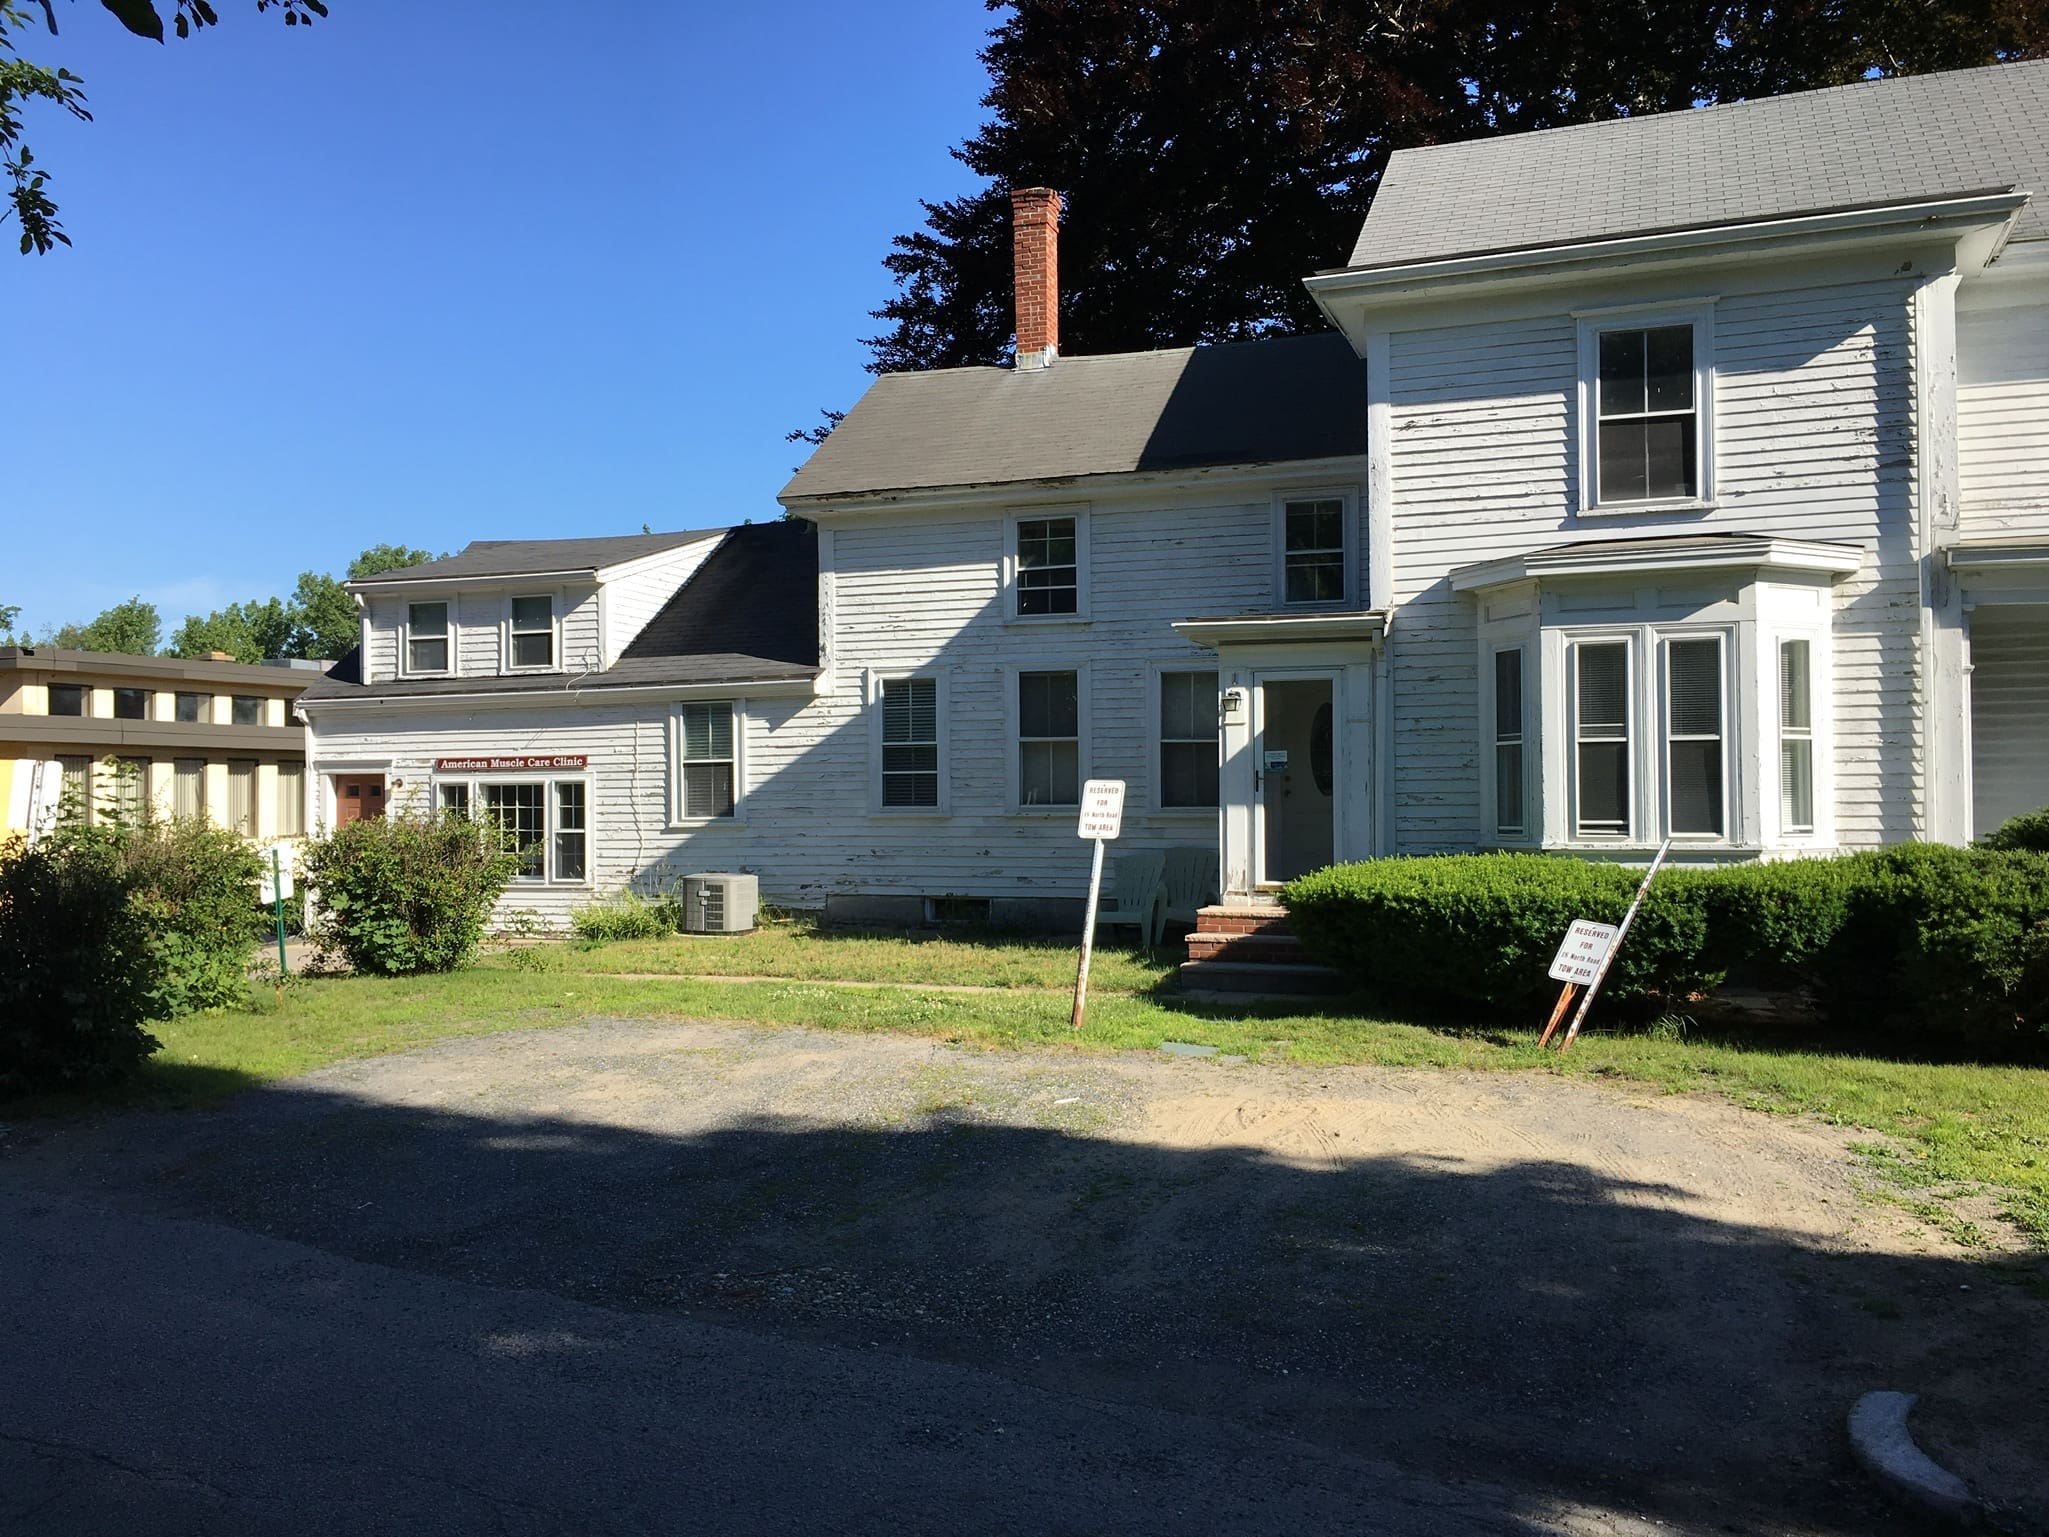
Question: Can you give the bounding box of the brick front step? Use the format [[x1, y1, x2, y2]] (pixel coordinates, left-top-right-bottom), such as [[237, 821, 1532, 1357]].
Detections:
[[1184, 932, 1311, 965], [1191, 904, 1293, 939], [1175, 959, 1348, 997]]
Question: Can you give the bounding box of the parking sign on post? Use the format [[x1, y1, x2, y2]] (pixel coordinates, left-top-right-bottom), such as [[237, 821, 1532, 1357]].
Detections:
[[1071, 780, 1127, 1029]]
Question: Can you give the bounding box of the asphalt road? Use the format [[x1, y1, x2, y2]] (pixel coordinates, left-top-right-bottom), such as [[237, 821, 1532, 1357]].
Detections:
[[1, 1184, 1565, 1537]]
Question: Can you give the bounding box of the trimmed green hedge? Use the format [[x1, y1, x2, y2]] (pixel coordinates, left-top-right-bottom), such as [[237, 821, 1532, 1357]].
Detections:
[[1284, 845, 2049, 1050], [303, 813, 518, 975]]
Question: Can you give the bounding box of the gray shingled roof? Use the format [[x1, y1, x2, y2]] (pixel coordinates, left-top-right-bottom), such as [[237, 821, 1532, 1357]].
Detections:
[[349, 528, 722, 586], [1349, 59, 2049, 271], [779, 332, 1366, 503]]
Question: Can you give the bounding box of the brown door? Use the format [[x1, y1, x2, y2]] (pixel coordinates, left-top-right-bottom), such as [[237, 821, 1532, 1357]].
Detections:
[[334, 774, 387, 826]]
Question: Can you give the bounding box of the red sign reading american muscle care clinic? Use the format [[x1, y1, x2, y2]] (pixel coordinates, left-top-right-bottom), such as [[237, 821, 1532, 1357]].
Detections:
[[433, 755, 589, 773]]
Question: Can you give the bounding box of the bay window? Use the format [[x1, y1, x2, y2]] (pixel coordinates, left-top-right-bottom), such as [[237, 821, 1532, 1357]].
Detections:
[[1779, 639, 1815, 834], [1664, 637, 1726, 837], [1492, 648, 1526, 838]]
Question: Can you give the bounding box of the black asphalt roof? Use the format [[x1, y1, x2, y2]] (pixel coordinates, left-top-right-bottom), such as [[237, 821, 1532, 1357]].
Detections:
[[348, 529, 723, 586]]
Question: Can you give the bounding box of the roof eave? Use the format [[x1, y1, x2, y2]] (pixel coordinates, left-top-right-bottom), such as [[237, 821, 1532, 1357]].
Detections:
[[299, 670, 819, 713], [1449, 536, 1866, 593], [779, 451, 1373, 516]]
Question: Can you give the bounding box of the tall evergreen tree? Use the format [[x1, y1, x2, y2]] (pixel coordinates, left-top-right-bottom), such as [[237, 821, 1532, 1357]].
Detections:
[[865, 0, 2047, 374]]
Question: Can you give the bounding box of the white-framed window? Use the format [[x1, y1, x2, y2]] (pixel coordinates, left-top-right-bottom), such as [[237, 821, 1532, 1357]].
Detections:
[[1571, 640, 1632, 839], [438, 775, 587, 884], [1277, 494, 1350, 605], [1778, 638, 1815, 834], [1005, 508, 1088, 620], [1016, 667, 1082, 808], [508, 594, 557, 671], [1158, 668, 1219, 809], [873, 673, 944, 812], [1491, 647, 1527, 839], [405, 600, 451, 675], [674, 700, 738, 820], [1576, 305, 1714, 513], [1663, 635, 1727, 838]]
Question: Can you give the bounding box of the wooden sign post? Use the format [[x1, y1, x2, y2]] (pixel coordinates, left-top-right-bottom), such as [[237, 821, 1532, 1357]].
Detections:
[[1539, 838, 1673, 1052], [1071, 779, 1127, 1030]]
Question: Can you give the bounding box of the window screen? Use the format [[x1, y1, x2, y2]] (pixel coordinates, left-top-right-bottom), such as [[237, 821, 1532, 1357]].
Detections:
[[880, 677, 939, 808], [1596, 325, 1696, 502], [231, 696, 263, 727], [48, 684, 85, 717], [1159, 671, 1219, 808], [1018, 670, 1080, 806], [678, 701, 736, 818], [175, 692, 204, 723]]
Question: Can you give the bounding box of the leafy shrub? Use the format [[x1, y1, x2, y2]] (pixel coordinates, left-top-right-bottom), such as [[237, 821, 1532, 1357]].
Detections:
[[1282, 853, 1713, 1016], [0, 828, 161, 1091], [302, 813, 518, 975], [1981, 805, 2049, 854], [122, 818, 266, 1016], [569, 891, 675, 942]]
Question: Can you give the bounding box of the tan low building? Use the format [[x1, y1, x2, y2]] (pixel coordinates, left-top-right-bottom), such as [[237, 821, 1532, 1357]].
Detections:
[[1, 647, 318, 843]]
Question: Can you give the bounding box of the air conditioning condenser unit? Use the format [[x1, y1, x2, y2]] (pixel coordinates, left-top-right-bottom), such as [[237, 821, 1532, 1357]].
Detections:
[[682, 873, 758, 934]]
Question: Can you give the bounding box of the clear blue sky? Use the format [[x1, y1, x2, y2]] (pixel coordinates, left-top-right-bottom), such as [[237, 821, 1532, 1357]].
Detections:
[[8, 0, 994, 638]]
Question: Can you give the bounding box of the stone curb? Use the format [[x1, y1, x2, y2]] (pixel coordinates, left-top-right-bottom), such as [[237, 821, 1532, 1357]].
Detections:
[[1848, 1391, 1981, 1526]]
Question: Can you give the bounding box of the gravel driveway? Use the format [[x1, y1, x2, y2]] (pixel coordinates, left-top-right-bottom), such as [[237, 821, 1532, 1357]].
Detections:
[[5, 1015, 2043, 1534]]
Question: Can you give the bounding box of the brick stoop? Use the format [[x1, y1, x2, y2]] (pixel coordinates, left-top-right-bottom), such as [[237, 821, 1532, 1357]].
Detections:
[[1176, 904, 1345, 997]]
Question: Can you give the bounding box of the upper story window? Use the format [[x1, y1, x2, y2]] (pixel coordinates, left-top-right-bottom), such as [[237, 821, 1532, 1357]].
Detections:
[[878, 675, 941, 809], [174, 692, 204, 723], [1274, 491, 1356, 607], [1578, 307, 1714, 513], [113, 688, 148, 720], [231, 695, 264, 727], [1006, 510, 1087, 619], [48, 683, 85, 716], [509, 595, 556, 669], [406, 601, 450, 674]]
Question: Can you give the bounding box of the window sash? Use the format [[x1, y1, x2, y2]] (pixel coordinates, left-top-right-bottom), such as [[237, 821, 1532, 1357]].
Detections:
[[1594, 325, 1698, 503], [407, 601, 449, 673], [112, 758, 149, 825], [880, 677, 940, 808], [553, 782, 586, 882], [1017, 670, 1080, 807], [231, 696, 263, 727], [173, 759, 204, 820], [1573, 642, 1631, 838], [1014, 518, 1079, 616], [276, 761, 305, 836], [113, 688, 148, 721], [48, 684, 85, 717], [175, 692, 204, 723], [1493, 648, 1525, 837], [1159, 670, 1219, 809], [1282, 499, 1346, 604], [1779, 639, 1815, 834], [58, 756, 91, 822], [1664, 637, 1726, 838], [678, 701, 737, 820], [509, 595, 555, 668], [437, 782, 470, 818], [227, 759, 257, 836]]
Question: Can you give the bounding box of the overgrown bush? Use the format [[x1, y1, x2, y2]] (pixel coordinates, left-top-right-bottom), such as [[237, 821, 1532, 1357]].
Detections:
[[0, 828, 161, 1092], [122, 818, 266, 1016], [569, 891, 676, 942], [302, 813, 518, 976], [1286, 846, 2049, 1051], [1981, 805, 2049, 854]]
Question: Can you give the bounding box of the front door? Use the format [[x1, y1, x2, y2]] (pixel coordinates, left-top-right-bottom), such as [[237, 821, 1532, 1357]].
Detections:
[[1256, 677, 1335, 885], [334, 774, 386, 827]]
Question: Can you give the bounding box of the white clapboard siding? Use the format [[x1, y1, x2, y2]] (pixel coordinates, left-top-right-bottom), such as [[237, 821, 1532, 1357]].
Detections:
[[359, 583, 602, 684], [1383, 275, 1922, 852], [1958, 290, 2049, 537], [599, 539, 723, 662], [1970, 605, 2049, 836]]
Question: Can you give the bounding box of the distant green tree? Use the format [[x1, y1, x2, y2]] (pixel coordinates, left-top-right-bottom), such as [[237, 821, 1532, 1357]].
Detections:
[[0, 600, 23, 644], [50, 595, 159, 655], [346, 544, 437, 580], [3, 0, 331, 256], [167, 596, 292, 664], [285, 543, 438, 659]]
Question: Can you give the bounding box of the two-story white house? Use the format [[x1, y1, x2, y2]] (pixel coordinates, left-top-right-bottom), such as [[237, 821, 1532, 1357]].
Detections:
[[304, 60, 2049, 928]]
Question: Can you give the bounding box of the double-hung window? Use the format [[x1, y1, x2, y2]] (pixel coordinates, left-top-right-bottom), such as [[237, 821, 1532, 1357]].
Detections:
[[510, 595, 555, 669], [1572, 641, 1631, 839], [677, 701, 737, 819], [1158, 670, 1219, 809], [407, 601, 450, 674], [1281, 497, 1347, 605], [1018, 670, 1080, 807], [1492, 649, 1526, 839], [1582, 310, 1711, 510], [879, 677, 940, 809], [1779, 639, 1815, 834], [1010, 513, 1084, 618], [1664, 637, 1726, 838], [552, 783, 586, 880]]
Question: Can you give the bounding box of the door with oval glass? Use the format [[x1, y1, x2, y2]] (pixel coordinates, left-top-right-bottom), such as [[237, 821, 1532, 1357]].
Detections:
[[1254, 675, 1335, 885]]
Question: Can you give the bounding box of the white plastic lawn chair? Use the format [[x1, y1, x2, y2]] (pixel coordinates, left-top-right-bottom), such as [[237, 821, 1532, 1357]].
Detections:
[[1158, 845, 1219, 937], [1095, 848, 1166, 946]]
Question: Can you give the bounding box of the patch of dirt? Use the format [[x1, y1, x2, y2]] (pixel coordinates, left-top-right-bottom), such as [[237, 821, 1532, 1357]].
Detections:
[[13, 1016, 2044, 1535]]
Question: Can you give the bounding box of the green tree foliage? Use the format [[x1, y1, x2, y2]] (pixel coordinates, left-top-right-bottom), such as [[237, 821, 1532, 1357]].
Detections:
[[166, 595, 293, 664], [865, 0, 2049, 372], [3, 0, 329, 255], [284, 544, 436, 660], [50, 594, 160, 654]]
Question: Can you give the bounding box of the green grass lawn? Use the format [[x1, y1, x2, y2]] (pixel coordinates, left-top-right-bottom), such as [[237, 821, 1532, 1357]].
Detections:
[[18, 926, 2049, 1250]]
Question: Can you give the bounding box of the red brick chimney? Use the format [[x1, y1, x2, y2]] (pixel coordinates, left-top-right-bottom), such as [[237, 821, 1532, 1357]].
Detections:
[[1011, 187, 1061, 369]]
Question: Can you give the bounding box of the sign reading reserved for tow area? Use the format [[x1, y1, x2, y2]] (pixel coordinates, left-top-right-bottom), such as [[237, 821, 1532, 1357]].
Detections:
[[1548, 919, 1619, 986], [1077, 779, 1126, 841]]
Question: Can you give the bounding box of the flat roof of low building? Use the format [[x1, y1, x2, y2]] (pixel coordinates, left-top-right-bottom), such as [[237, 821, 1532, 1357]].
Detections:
[[0, 647, 320, 691]]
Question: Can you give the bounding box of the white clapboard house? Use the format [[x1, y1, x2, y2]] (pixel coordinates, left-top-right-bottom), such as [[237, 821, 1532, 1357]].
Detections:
[[302, 60, 2049, 926]]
